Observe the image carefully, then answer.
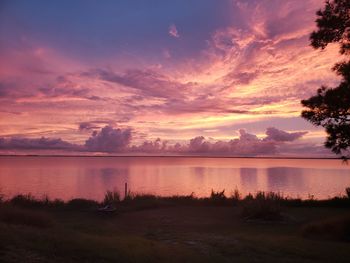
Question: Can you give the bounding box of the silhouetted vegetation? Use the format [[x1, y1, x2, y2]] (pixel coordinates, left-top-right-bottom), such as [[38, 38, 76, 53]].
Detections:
[[239, 192, 283, 221], [102, 190, 121, 206], [302, 0, 350, 159], [2, 187, 350, 212], [346, 187, 350, 198], [1, 188, 350, 262]]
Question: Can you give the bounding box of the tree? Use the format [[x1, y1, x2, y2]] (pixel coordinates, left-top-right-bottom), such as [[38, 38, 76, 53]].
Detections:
[[301, 0, 350, 159]]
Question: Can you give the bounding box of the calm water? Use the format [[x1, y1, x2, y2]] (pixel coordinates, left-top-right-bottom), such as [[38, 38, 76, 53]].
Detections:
[[0, 156, 349, 201]]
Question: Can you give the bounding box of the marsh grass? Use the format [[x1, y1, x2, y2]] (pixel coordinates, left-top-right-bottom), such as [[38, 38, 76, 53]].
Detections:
[[102, 190, 120, 206]]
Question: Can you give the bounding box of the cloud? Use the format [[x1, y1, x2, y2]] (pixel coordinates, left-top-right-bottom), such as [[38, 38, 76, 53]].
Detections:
[[38, 75, 103, 101], [84, 125, 132, 152], [131, 138, 168, 153], [264, 127, 308, 142], [168, 24, 180, 38], [79, 122, 100, 131], [78, 120, 116, 131], [0, 137, 78, 150], [83, 68, 190, 99], [186, 129, 277, 155], [0, 126, 311, 156], [188, 136, 211, 153], [183, 127, 308, 156], [0, 0, 341, 151]]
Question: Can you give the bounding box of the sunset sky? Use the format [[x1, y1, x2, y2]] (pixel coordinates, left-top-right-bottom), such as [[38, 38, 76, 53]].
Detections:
[[0, 0, 344, 156]]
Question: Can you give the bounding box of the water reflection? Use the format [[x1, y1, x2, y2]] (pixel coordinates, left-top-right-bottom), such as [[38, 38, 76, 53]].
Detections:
[[266, 167, 305, 196], [0, 156, 349, 200], [240, 168, 258, 190]]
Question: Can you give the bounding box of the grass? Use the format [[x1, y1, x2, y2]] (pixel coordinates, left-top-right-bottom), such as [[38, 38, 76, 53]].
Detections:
[[0, 189, 350, 262], [102, 190, 121, 206], [302, 215, 350, 242], [0, 205, 53, 228]]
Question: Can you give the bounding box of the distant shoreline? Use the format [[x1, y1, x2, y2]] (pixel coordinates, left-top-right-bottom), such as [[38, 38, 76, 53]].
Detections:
[[0, 154, 341, 160]]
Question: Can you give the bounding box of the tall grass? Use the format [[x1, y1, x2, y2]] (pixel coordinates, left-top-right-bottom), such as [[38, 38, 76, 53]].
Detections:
[[102, 190, 121, 206], [240, 191, 283, 221]]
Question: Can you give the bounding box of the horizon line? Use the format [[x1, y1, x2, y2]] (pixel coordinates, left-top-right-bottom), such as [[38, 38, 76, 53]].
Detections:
[[0, 154, 340, 160]]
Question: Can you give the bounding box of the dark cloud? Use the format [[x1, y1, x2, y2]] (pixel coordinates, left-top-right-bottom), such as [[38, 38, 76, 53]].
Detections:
[[0, 81, 34, 99], [79, 122, 100, 131], [131, 138, 168, 153], [83, 68, 190, 99], [188, 136, 211, 153], [264, 127, 307, 142], [78, 120, 116, 131], [38, 76, 102, 101], [0, 137, 78, 150], [84, 125, 132, 152]]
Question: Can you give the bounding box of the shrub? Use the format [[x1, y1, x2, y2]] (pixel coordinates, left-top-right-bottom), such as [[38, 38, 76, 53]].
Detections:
[[231, 188, 241, 205], [210, 189, 227, 205], [10, 194, 40, 207], [240, 192, 283, 221]]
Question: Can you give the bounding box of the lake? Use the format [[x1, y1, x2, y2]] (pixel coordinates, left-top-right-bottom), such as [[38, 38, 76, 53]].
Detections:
[[0, 156, 349, 201]]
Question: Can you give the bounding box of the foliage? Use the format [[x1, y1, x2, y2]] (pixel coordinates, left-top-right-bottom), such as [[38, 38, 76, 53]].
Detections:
[[240, 192, 283, 221], [102, 190, 121, 206], [346, 187, 350, 198], [302, 0, 350, 159]]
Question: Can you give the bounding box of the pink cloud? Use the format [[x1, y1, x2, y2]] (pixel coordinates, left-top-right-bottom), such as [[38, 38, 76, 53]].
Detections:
[[168, 24, 180, 38], [0, 126, 310, 156]]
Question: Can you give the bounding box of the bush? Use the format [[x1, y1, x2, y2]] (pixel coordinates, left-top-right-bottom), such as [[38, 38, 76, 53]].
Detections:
[[210, 190, 227, 205], [10, 194, 41, 207], [0, 206, 53, 228], [231, 188, 241, 205], [240, 192, 283, 221]]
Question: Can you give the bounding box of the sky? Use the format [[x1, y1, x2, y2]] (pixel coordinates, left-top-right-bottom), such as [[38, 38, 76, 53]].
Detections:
[[0, 0, 345, 156]]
